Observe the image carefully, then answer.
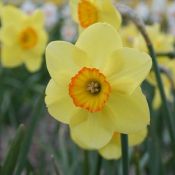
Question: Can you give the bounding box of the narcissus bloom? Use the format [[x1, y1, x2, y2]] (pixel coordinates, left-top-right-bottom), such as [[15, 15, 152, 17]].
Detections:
[[0, 6, 48, 72], [99, 128, 147, 160], [45, 23, 152, 149], [70, 0, 121, 30]]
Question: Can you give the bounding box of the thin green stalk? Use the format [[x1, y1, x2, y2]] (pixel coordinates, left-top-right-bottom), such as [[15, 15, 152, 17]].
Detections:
[[94, 154, 102, 175], [51, 155, 61, 175], [83, 151, 89, 175], [133, 147, 141, 175], [156, 52, 175, 59], [121, 134, 129, 175]]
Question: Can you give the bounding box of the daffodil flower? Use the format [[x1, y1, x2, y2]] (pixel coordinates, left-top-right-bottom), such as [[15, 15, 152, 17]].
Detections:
[[45, 23, 152, 149], [0, 6, 48, 72], [70, 0, 121, 30]]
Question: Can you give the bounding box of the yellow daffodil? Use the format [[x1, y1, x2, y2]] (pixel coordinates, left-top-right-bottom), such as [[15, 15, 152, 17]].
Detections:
[[119, 23, 138, 47], [99, 128, 147, 160], [0, 6, 48, 72], [70, 0, 121, 30], [45, 23, 152, 149]]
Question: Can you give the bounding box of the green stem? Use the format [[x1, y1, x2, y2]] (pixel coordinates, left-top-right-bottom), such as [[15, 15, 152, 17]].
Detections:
[[83, 151, 89, 175], [156, 52, 175, 59], [133, 147, 141, 175], [51, 155, 61, 175], [121, 134, 129, 175], [94, 154, 102, 175]]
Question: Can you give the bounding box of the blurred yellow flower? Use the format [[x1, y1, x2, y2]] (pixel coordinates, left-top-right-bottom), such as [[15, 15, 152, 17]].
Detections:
[[147, 63, 174, 109], [45, 23, 152, 149], [134, 24, 174, 56], [99, 128, 147, 160], [134, 24, 175, 109], [0, 6, 48, 72], [119, 23, 138, 47], [70, 0, 121, 30]]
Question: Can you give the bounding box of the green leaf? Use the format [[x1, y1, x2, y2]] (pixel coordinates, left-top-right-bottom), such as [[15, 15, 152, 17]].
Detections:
[[15, 95, 44, 175], [1, 124, 25, 175]]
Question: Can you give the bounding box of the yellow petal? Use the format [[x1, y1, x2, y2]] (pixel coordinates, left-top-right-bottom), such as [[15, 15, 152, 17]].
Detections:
[[70, 109, 114, 149], [99, 133, 121, 160], [70, 0, 79, 22], [29, 10, 45, 27], [129, 128, 147, 146], [24, 56, 43, 72], [46, 41, 90, 84], [0, 25, 19, 46], [108, 48, 152, 95], [1, 46, 23, 67], [45, 77, 78, 124], [70, 128, 93, 150], [107, 87, 150, 133], [1, 5, 23, 25], [75, 23, 122, 70], [97, 0, 121, 29], [99, 128, 147, 160], [32, 29, 48, 55]]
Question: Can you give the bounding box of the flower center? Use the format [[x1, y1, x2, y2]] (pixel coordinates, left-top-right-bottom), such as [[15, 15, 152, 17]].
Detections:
[[19, 27, 37, 49], [78, 0, 98, 28], [69, 67, 111, 112], [87, 80, 101, 94]]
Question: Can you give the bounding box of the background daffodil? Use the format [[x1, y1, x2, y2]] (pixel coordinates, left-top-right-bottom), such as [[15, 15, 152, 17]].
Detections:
[[70, 0, 121, 30], [0, 6, 48, 72], [119, 23, 139, 48], [45, 23, 152, 149], [134, 24, 174, 56], [134, 24, 175, 109]]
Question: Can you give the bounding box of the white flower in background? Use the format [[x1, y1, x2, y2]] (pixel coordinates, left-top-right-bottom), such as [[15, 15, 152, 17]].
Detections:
[[21, 0, 36, 15], [136, 2, 149, 21], [167, 1, 175, 36], [151, 0, 166, 22], [42, 2, 60, 30], [60, 4, 70, 18], [60, 19, 77, 42]]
